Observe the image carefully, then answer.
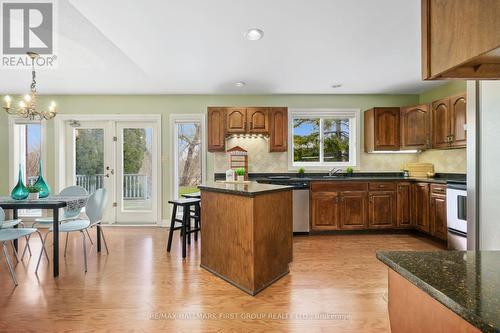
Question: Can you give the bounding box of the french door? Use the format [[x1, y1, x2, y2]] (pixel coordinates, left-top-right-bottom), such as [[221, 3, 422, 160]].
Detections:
[[64, 119, 160, 224]]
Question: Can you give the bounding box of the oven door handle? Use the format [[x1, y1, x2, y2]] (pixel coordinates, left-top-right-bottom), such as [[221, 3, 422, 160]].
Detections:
[[448, 228, 467, 237]]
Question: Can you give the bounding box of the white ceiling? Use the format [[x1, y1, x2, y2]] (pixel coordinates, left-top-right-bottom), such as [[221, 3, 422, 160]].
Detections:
[[0, 0, 445, 95]]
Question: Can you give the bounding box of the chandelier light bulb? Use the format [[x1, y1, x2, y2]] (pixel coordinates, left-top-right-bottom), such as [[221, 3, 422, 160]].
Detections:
[[24, 94, 31, 102], [4, 95, 11, 108], [19, 101, 26, 108]]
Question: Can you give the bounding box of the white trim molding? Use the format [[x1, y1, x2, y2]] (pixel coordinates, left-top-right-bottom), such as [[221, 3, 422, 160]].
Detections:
[[287, 108, 361, 171]]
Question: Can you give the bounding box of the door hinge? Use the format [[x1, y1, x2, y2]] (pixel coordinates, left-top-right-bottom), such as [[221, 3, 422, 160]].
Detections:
[[113, 202, 117, 208], [113, 136, 117, 142]]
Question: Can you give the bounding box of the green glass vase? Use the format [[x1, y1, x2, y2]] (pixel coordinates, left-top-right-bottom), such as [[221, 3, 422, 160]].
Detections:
[[11, 164, 29, 200], [34, 160, 50, 198]]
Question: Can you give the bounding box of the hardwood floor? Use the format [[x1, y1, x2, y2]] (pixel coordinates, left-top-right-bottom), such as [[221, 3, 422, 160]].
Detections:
[[0, 228, 444, 332]]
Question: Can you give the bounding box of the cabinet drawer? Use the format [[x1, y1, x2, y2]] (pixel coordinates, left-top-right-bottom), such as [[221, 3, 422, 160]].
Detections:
[[311, 182, 368, 192], [369, 182, 396, 191], [430, 184, 447, 195]]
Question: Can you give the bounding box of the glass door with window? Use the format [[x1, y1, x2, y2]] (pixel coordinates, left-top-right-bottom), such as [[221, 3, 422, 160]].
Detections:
[[116, 122, 158, 223], [65, 121, 115, 222], [173, 119, 203, 199]]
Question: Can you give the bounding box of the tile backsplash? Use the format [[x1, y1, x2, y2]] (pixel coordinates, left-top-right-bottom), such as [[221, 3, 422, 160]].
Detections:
[[212, 137, 466, 174]]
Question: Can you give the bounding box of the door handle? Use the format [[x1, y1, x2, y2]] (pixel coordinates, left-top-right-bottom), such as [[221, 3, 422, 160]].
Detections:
[[104, 173, 110, 178]]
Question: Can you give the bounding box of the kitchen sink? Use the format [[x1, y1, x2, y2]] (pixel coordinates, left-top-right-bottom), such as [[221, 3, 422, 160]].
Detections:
[[322, 175, 345, 179]]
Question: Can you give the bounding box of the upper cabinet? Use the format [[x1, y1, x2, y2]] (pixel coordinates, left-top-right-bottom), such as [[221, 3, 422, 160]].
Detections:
[[269, 107, 288, 152], [400, 104, 430, 150], [422, 0, 500, 79], [226, 108, 247, 133], [207, 107, 226, 152], [431, 94, 467, 149], [247, 107, 269, 134], [364, 107, 400, 152], [207, 107, 288, 152]]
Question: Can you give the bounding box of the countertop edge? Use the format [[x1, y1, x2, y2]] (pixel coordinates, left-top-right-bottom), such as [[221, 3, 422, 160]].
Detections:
[[198, 185, 293, 197], [376, 252, 496, 333]]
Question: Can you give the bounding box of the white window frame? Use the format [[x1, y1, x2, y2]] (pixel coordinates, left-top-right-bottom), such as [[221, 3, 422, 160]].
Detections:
[[288, 108, 360, 170], [169, 114, 207, 201]]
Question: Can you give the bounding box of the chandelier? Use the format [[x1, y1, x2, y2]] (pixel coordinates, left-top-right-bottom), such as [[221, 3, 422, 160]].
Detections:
[[3, 52, 57, 120]]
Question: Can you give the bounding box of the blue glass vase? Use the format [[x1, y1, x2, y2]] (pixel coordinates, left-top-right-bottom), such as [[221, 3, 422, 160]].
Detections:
[[11, 164, 29, 200], [34, 160, 50, 198]]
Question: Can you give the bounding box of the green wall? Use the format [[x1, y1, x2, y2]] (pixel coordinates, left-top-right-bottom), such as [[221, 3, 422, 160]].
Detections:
[[419, 81, 466, 104], [1, 94, 421, 220]]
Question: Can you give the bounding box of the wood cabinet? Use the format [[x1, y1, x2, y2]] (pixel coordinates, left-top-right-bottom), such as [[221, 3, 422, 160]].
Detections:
[[432, 95, 467, 149], [430, 184, 447, 241], [339, 191, 367, 230], [207, 107, 226, 152], [397, 183, 412, 228], [364, 107, 400, 152], [422, 0, 500, 80], [311, 192, 340, 230], [412, 183, 430, 233], [247, 108, 269, 134], [269, 107, 288, 152], [226, 108, 247, 133], [207, 106, 287, 152], [450, 94, 467, 148], [368, 191, 396, 229], [400, 104, 430, 150]]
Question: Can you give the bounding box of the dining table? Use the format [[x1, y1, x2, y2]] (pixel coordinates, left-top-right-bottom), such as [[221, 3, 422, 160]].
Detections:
[[0, 195, 92, 277]]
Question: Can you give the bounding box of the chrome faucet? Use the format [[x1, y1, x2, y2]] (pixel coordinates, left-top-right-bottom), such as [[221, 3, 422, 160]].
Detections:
[[328, 168, 342, 176]]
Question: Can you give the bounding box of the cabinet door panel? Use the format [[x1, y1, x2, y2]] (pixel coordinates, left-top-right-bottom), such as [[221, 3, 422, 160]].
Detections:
[[339, 191, 367, 230], [207, 108, 226, 152], [432, 98, 451, 148], [413, 183, 430, 233], [450, 94, 467, 148], [269, 107, 288, 152], [397, 183, 412, 228], [401, 104, 430, 150], [374, 108, 400, 150], [226, 108, 247, 133], [430, 194, 447, 240], [311, 192, 339, 230], [368, 191, 396, 228], [247, 108, 269, 133]]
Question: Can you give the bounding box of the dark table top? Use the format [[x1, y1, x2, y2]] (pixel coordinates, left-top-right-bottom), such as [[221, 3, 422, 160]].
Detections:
[[0, 195, 88, 210], [198, 182, 292, 197], [377, 251, 500, 333]]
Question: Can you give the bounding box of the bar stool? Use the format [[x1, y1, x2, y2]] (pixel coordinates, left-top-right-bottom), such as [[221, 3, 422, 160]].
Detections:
[[181, 192, 201, 241], [167, 198, 201, 258]]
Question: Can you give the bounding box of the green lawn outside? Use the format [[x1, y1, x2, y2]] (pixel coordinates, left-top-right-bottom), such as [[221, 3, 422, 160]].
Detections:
[[179, 186, 199, 196]]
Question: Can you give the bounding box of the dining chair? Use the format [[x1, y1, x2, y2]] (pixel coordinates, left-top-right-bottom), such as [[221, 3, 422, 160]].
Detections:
[[36, 188, 108, 274], [0, 207, 32, 260], [32, 186, 92, 257], [0, 228, 47, 286]]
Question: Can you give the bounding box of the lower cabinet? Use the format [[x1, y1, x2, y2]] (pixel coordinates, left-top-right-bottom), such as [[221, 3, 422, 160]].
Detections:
[[368, 191, 396, 228], [309, 180, 446, 240], [397, 183, 412, 227], [412, 183, 430, 233], [430, 193, 447, 241], [339, 191, 368, 229], [311, 192, 340, 230]]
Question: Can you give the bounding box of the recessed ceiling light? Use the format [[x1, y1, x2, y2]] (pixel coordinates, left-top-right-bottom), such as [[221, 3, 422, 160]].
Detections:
[[331, 84, 343, 88], [245, 28, 264, 41], [235, 81, 246, 87]]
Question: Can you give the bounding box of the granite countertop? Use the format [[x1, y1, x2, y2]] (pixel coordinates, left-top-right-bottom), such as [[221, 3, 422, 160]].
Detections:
[[198, 182, 293, 197], [377, 251, 500, 333]]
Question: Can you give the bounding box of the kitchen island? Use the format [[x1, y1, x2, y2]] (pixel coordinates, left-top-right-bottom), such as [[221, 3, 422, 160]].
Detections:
[[198, 182, 293, 295], [377, 251, 500, 333]]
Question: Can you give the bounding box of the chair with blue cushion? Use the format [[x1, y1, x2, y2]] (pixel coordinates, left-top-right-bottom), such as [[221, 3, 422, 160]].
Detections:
[[0, 228, 47, 286], [36, 188, 108, 274]]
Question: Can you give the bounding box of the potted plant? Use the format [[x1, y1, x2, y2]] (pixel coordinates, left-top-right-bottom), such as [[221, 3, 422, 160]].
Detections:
[[27, 185, 42, 200], [235, 168, 246, 182], [346, 167, 354, 177], [298, 167, 305, 178]]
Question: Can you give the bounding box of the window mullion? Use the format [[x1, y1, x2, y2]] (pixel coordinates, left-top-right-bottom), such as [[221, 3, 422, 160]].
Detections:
[[319, 118, 324, 163]]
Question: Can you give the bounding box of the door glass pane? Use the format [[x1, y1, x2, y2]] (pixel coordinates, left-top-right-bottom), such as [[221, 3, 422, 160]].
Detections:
[[75, 128, 104, 194], [177, 122, 201, 198], [16, 123, 42, 217], [122, 128, 153, 211], [293, 118, 320, 162], [323, 119, 350, 162]]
